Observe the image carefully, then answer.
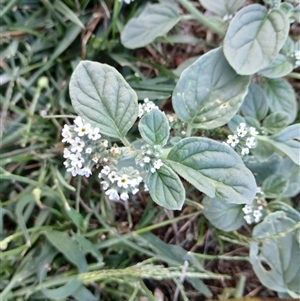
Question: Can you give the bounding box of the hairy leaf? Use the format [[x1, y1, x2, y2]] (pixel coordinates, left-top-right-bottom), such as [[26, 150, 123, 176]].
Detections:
[[262, 112, 290, 134], [224, 4, 289, 75], [121, 3, 181, 49], [172, 47, 250, 129], [203, 196, 244, 231], [139, 109, 170, 146], [262, 174, 288, 198], [200, 0, 245, 16], [69, 61, 138, 140], [146, 164, 185, 210], [167, 137, 256, 204]]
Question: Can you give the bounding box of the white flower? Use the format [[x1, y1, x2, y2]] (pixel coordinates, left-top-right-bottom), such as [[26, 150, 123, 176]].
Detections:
[[63, 148, 71, 158], [101, 166, 111, 175], [244, 215, 253, 225], [67, 165, 80, 177], [105, 189, 119, 201], [85, 147, 92, 154], [74, 118, 91, 137], [74, 116, 83, 127], [241, 147, 249, 156], [150, 167, 156, 173], [63, 160, 70, 168], [62, 125, 73, 143], [246, 136, 256, 148], [138, 104, 144, 118], [131, 187, 139, 195], [100, 181, 109, 190], [120, 192, 129, 201], [70, 152, 84, 168], [143, 156, 151, 163], [236, 127, 247, 137], [226, 135, 239, 147], [108, 171, 119, 183], [242, 205, 252, 214], [110, 146, 120, 155], [71, 137, 85, 153], [78, 167, 92, 177], [153, 159, 163, 170], [117, 174, 131, 189], [248, 127, 259, 136], [88, 127, 101, 140], [100, 139, 109, 148], [131, 176, 143, 187], [92, 156, 99, 163]]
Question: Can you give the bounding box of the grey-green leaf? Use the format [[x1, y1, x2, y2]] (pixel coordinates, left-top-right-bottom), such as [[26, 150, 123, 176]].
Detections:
[[262, 111, 290, 134], [259, 53, 294, 78], [45, 230, 88, 273], [200, 0, 245, 17], [203, 196, 244, 231], [69, 61, 138, 140], [145, 164, 185, 210], [139, 109, 170, 146], [241, 83, 268, 120], [250, 212, 300, 295], [167, 137, 256, 204], [172, 47, 250, 129], [261, 77, 297, 124], [224, 4, 289, 75], [121, 3, 181, 49], [261, 174, 288, 198]]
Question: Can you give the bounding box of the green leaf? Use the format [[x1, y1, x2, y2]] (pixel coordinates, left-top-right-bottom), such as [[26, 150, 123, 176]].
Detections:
[[138, 109, 170, 146], [228, 115, 246, 132], [261, 78, 297, 123], [250, 212, 300, 295], [145, 164, 185, 210], [167, 137, 256, 205], [66, 207, 84, 230], [72, 285, 97, 301], [268, 201, 300, 222], [69, 61, 138, 140], [224, 4, 289, 75], [259, 53, 294, 78], [241, 83, 268, 121], [262, 174, 288, 198], [121, 3, 181, 49], [200, 0, 245, 17], [172, 47, 250, 129], [45, 230, 88, 273], [262, 111, 290, 134], [202, 196, 244, 231], [271, 124, 300, 142]]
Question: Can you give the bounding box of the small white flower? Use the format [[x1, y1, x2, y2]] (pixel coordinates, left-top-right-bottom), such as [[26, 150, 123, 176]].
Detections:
[[67, 165, 80, 177], [63, 160, 70, 168], [70, 152, 84, 168], [248, 127, 259, 136], [242, 205, 252, 214], [78, 167, 92, 177], [101, 166, 111, 175], [143, 156, 151, 163], [62, 125, 73, 143], [227, 135, 239, 147], [100, 139, 109, 148], [74, 116, 83, 127], [110, 146, 120, 155], [117, 174, 131, 189], [237, 127, 247, 137], [131, 176, 143, 187], [138, 104, 144, 118], [246, 136, 256, 148], [241, 147, 249, 156], [153, 159, 163, 170], [88, 127, 101, 140], [100, 180, 109, 190], [105, 189, 119, 201], [131, 187, 139, 195], [244, 215, 253, 225], [71, 137, 85, 153], [74, 120, 91, 137], [92, 156, 99, 163], [63, 148, 71, 158], [120, 192, 129, 201], [108, 171, 119, 183], [85, 147, 92, 154], [294, 50, 300, 60], [181, 130, 186, 135]]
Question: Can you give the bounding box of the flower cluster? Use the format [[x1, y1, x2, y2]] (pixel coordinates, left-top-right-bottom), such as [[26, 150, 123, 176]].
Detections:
[[99, 166, 143, 201], [242, 187, 266, 225], [138, 98, 159, 118], [62, 116, 108, 177], [135, 144, 164, 173], [224, 123, 258, 156]]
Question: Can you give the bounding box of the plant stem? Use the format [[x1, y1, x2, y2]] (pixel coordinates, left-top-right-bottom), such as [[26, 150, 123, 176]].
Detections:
[[186, 124, 193, 137], [287, 72, 300, 80], [177, 0, 225, 37]]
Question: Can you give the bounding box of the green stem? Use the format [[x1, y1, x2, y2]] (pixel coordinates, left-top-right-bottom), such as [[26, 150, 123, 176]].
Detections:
[[186, 124, 193, 137], [287, 72, 300, 80], [177, 0, 225, 37], [121, 136, 131, 147], [76, 176, 82, 212]]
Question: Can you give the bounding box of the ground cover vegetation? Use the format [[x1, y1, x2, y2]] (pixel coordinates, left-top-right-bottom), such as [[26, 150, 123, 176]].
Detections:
[[1, 0, 300, 300]]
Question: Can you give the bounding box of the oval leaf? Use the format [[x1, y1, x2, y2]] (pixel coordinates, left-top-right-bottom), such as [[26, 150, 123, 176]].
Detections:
[[261, 78, 297, 124], [167, 137, 256, 204], [261, 174, 288, 198], [121, 3, 181, 49], [138, 109, 170, 146], [172, 47, 250, 129], [69, 61, 138, 140], [145, 164, 185, 210], [250, 212, 300, 294], [45, 230, 88, 273], [203, 196, 244, 231], [200, 0, 245, 17], [259, 53, 294, 78], [241, 83, 268, 121], [224, 4, 289, 75], [262, 111, 290, 134]]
